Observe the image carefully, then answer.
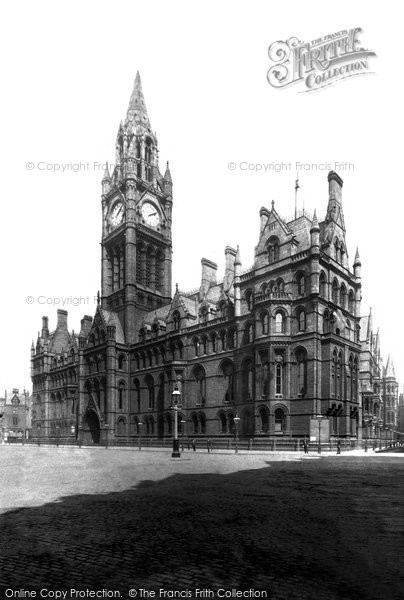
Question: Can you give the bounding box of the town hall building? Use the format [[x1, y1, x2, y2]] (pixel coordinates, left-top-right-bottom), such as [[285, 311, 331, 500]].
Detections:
[[30, 73, 398, 445]]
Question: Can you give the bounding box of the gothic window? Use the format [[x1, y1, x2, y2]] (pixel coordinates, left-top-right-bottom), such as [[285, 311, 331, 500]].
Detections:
[[297, 309, 306, 332], [191, 413, 198, 434], [260, 312, 269, 335], [193, 366, 206, 407], [332, 350, 338, 397], [332, 279, 339, 304], [199, 413, 206, 434], [260, 282, 268, 294], [173, 311, 181, 331], [274, 278, 285, 293], [156, 249, 164, 291], [220, 330, 227, 351], [200, 307, 208, 324], [337, 351, 343, 399], [340, 284, 347, 309], [146, 247, 153, 287], [118, 381, 125, 410], [275, 311, 285, 334], [319, 272, 327, 298], [245, 290, 253, 311], [134, 379, 141, 411], [219, 301, 228, 319], [296, 273, 306, 296], [193, 337, 199, 357], [201, 336, 208, 354], [118, 354, 126, 370], [348, 290, 355, 313], [259, 407, 269, 433], [221, 360, 234, 404], [210, 332, 217, 352], [241, 359, 253, 400], [296, 348, 307, 397], [340, 243, 345, 265], [243, 323, 253, 345], [267, 237, 280, 263], [275, 363, 283, 395], [117, 417, 126, 436], [274, 408, 286, 433], [145, 375, 155, 410]]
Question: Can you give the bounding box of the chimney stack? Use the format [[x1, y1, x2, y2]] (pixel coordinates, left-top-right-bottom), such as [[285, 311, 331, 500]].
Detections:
[[223, 246, 237, 293], [57, 310, 68, 329], [199, 258, 218, 300], [41, 316, 49, 337], [80, 315, 93, 337]]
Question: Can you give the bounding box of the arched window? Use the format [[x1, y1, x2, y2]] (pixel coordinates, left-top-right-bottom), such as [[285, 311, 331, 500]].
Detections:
[[319, 272, 327, 298], [210, 332, 217, 353], [200, 307, 208, 324], [193, 337, 199, 357], [297, 309, 306, 332], [191, 413, 198, 434], [337, 351, 343, 399], [156, 249, 164, 291], [340, 284, 347, 309], [199, 413, 206, 434], [296, 273, 306, 296], [219, 413, 227, 433], [332, 279, 339, 304], [173, 310, 181, 331], [193, 366, 206, 407], [118, 354, 125, 370], [145, 375, 154, 410], [241, 359, 253, 400], [267, 237, 280, 263], [243, 323, 253, 345], [296, 348, 307, 396], [348, 290, 355, 313], [260, 312, 269, 335], [221, 360, 234, 404], [275, 311, 285, 334], [201, 335, 208, 354], [259, 407, 269, 433], [274, 408, 286, 433], [245, 290, 253, 311], [275, 359, 283, 395], [134, 378, 141, 411], [220, 330, 227, 351], [118, 381, 125, 410], [332, 350, 338, 397], [117, 417, 126, 436]]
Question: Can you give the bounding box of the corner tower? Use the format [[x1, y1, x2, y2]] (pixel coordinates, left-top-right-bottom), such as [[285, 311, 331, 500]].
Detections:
[[100, 72, 173, 343]]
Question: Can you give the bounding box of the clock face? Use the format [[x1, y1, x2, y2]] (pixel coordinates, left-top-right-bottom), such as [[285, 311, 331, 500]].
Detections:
[[141, 201, 160, 227], [110, 202, 124, 227]]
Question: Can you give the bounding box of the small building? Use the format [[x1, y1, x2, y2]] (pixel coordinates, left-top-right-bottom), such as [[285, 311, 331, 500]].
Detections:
[[0, 389, 32, 443]]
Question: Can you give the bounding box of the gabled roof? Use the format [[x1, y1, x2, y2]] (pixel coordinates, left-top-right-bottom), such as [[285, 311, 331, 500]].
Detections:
[[99, 308, 125, 344]]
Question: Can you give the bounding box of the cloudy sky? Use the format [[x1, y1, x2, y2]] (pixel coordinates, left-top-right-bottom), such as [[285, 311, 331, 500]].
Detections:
[[1, 0, 402, 394]]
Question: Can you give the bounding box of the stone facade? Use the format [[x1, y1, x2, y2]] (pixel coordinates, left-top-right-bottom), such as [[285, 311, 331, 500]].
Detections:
[[30, 73, 399, 444]]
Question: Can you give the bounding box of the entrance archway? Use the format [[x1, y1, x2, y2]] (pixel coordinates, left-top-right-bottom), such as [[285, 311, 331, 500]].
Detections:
[[85, 411, 100, 444]]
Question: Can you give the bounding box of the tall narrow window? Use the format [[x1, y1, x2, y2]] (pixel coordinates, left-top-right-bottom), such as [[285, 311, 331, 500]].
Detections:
[[118, 382, 125, 410], [319, 272, 327, 298], [275, 312, 284, 334], [332, 279, 339, 304], [298, 309, 306, 332], [276, 363, 283, 395], [274, 408, 285, 432]]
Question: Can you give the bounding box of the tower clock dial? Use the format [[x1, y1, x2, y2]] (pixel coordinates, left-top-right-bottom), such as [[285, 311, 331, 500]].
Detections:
[[141, 201, 160, 227], [110, 202, 124, 227]]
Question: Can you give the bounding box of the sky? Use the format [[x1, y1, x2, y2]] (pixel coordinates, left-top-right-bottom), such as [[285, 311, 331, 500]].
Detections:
[[1, 0, 403, 394]]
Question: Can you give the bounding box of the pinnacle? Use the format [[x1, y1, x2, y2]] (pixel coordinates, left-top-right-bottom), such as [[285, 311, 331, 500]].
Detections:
[[126, 71, 150, 128]]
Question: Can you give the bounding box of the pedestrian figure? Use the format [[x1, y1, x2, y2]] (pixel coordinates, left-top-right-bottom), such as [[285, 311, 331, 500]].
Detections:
[[207, 438, 212, 453], [187, 439, 190, 450], [303, 439, 308, 454], [336, 439, 341, 455], [192, 439, 196, 451]]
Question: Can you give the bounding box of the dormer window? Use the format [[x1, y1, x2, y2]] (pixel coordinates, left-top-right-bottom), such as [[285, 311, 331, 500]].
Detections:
[[173, 311, 181, 331], [267, 236, 280, 264]]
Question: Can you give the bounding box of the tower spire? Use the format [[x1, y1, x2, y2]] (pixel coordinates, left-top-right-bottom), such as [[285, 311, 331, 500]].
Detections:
[[294, 173, 299, 219], [126, 71, 151, 129]]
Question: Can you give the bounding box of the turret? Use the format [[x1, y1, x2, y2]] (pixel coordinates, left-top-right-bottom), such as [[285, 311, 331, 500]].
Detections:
[[234, 246, 242, 318], [310, 210, 320, 248], [102, 162, 111, 195], [353, 247, 361, 278], [163, 161, 173, 197]]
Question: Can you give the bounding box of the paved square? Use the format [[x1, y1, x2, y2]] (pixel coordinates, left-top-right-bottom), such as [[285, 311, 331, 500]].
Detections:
[[0, 446, 403, 600]]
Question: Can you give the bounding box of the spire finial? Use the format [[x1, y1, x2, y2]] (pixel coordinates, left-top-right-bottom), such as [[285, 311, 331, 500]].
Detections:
[[126, 71, 151, 128], [294, 172, 299, 219], [271, 200, 275, 210]]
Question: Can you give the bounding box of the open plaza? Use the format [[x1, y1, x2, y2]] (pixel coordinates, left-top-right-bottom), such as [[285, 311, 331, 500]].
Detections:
[[0, 445, 403, 600]]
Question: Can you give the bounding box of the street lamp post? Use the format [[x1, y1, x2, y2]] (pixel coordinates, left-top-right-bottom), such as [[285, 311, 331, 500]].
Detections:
[[171, 385, 182, 458], [105, 423, 109, 450], [180, 419, 186, 451], [138, 421, 143, 451], [316, 415, 324, 454], [234, 413, 240, 454]]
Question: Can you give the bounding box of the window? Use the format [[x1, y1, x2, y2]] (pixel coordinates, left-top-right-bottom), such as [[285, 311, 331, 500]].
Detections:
[[146, 375, 155, 410], [118, 354, 125, 370], [275, 359, 283, 395], [259, 408, 269, 433], [297, 309, 306, 332], [173, 311, 181, 331], [275, 312, 284, 334], [221, 360, 234, 404], [332, 279, 339, 304], [260, 312, 269, 335], [348, 290, 355, 313], [201, 336, 208, 354], [274, 408, 286, 433], [243, 323, 253, 345], [245, 290, 253, 311], [296, 348, 307, 396], [193, 366, 206, 406], [241, 359, 253, 400], [200, 307, 208, 324], [319, 272, 327, 298], [118, 382, 125, 410], [296, 273, 305, 296], [210, 333, 217, 353], [193, 337, 199, 357], [340, 284, 347, 309], [268, 237, 280, 263]]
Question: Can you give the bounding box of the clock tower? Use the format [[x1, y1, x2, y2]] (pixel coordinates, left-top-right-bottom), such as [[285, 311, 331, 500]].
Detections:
[[100, 72, 173, 343]]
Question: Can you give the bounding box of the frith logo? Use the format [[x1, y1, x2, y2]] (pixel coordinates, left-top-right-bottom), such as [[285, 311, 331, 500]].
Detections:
[[267, 28, 376, 92]]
